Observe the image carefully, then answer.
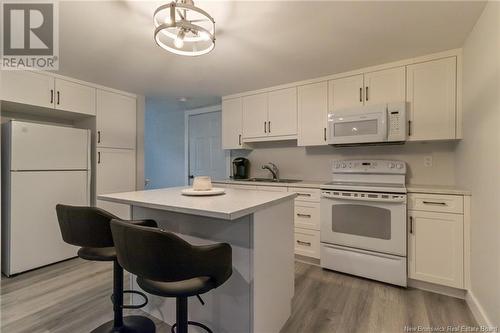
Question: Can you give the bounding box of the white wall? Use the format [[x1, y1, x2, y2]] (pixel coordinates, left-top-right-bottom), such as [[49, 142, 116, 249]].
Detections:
[[456, 1, 500, 327], [233, 141, 458, 185]]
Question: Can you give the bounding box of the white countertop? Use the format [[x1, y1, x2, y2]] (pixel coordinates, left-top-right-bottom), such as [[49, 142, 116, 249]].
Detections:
[[406, 184, 471, 196], [98, 187, 296, 220], [211, 179, 471, 195], [212, 179, 325, 189]]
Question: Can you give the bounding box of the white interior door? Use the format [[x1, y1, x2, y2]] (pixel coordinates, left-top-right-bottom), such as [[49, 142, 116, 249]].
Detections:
[[188, 111, 227, 184], [8, 171, 89, 275]]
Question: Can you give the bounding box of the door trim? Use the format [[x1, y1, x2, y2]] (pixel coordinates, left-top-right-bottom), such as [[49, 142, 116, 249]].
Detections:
[[184, 104, 230, 185]]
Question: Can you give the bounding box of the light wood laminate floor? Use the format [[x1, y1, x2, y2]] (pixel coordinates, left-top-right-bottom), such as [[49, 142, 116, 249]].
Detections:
[[1, 258, 477, 333]]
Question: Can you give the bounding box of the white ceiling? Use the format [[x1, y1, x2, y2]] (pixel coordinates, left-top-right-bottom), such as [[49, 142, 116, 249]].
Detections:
[[58, 1, 485, 101]]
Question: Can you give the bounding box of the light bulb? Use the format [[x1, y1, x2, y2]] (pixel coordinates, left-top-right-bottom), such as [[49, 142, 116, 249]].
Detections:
[[174, 30, 185, 48], [199, 31, 210, 41]]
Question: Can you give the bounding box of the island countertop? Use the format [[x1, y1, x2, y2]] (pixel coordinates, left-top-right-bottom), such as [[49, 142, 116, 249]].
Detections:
[[98, 187, 296, 220]]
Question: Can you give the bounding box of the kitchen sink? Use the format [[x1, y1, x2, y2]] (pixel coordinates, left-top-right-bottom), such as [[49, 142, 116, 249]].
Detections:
[[244, 178, 302, 183]]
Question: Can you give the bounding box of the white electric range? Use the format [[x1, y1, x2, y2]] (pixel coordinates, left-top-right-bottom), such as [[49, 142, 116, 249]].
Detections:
[[320, 159, 408, 287]]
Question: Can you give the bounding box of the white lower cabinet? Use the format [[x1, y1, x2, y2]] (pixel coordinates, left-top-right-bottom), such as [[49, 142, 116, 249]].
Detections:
[[96, 148, 136, 219], [294, 228, 320, 259], [408, 193, 465, 289]]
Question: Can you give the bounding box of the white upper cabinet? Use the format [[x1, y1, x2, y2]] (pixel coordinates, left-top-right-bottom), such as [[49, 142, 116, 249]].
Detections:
[[406, 57, 457, 141], [2, 71, 97, 116], [96, 90, 137, 149], [223, 50, 461, 145], [328, 67, 405, 112], [298, 82, 328, 146], [54, 78, 96, 116], [242, 93, 268, 139], [2, 71, 54, 109], [222, 97, 244, 149], [328, 74, 364, 112], [364, 67, 406, 105], [267, 87, 297, 137]]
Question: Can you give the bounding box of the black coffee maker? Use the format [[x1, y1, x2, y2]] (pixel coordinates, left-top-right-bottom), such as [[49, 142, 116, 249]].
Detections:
[[232, 157, 249, 179]]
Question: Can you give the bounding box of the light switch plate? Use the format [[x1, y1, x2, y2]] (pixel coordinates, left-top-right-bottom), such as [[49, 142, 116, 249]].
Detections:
[[424, 156, 433, 167]]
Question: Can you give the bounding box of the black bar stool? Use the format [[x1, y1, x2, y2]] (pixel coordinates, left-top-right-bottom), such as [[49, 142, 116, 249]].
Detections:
[[110, 219, 233, 333], [56, 204, 157, 333]]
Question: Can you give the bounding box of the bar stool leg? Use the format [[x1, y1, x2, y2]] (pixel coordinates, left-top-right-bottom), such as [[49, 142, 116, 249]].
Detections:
[[176, 297, 188, 333], [113, 260, 124, 329], [91, 261, 156, 333]]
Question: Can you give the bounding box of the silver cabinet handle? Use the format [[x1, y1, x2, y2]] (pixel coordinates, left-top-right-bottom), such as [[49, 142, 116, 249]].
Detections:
[[323, 128, 327, 141], [238, 134, 241, 146], [409, 216, 413, 234], [297, 213, 311, 218], [57, 91, 60, 105], [297, 240, 311, 246], [97, 151, 101, 164], [365, 86, 369, 101], [422, 201, 447, 206], [297, 193, 312, 197], [264, 121, 267, 133], [268, 121, 271, 133], [408, 120, 412, 136], [97, 131, 101, 144], [50, 89, 54, 104]]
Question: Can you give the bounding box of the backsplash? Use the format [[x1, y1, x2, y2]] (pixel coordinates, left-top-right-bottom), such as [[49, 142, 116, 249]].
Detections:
[[231, 141, 458, 185]]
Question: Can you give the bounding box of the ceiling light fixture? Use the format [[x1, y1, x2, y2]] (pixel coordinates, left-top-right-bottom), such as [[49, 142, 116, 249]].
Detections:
[[153, 0, 215, 56]]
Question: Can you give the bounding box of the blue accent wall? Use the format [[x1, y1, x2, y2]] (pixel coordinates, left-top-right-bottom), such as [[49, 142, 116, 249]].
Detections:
[[144, 98, 186, 189]]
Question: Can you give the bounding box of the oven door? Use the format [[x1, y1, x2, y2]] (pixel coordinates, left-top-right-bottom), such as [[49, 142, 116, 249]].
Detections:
[[320, 190, 406, 256], [327, 108, 387, 145]]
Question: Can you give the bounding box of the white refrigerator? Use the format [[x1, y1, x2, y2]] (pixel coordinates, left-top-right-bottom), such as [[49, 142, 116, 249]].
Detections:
[[1, 120, 91, 276]]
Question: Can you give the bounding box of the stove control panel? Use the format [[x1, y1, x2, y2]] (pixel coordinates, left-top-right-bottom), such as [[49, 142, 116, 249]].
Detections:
[[332, 159, 406, 174]]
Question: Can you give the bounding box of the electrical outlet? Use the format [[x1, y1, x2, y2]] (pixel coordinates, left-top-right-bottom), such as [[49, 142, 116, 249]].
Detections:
[[424, 156, 433, 167]]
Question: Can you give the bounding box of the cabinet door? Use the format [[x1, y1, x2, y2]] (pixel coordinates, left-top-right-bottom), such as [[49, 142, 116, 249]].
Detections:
[[96, 148, 136, 219], [242, 93, 268, 138], [97, 90, 137, 149], [297, 82, 328, 146], [222, 98, 243, 149], [364, 67, 406, 105], [406, 57, 457, 141], [268, 87, 297, 137], [408, 210, 464, 288], [2, 71, 54, 108], [328, 74, 364, 112], [55, 78, 96, 116]]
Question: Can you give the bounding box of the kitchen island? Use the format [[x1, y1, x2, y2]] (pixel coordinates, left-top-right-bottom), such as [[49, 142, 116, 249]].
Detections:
[[98, 187, 296, 333]]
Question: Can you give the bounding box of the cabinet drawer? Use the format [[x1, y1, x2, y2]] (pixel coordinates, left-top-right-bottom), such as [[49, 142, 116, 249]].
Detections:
[[255, 185, 288, 192], [294, 202, 320, 230], [409, 193, 463, 214], [288, 187, 320, 202], [294, 228, 320, 259]]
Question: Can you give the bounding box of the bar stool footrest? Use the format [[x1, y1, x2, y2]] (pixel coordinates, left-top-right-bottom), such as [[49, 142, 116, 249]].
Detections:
[[171, 321, 213, 333], [111, 290, 149, 309]]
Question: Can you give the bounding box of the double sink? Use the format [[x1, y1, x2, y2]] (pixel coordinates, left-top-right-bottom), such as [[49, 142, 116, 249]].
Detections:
[[239, 178, 302, 184]]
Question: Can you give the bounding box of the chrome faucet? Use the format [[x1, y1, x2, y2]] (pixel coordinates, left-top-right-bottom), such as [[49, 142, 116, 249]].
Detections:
[[262, 162, 279, 181]]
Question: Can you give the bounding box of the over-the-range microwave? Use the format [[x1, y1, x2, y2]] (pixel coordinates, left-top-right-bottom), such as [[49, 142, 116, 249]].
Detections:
[[327, 102, 407, 146]]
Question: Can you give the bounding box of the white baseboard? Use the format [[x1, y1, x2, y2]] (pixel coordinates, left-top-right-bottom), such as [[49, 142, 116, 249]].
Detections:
[[408, 279, 466, 299], [465, 290, 494, 328]]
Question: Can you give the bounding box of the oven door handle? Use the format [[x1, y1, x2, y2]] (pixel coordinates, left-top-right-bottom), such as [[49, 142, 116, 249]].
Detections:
[[321, 194, 406, 203]]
